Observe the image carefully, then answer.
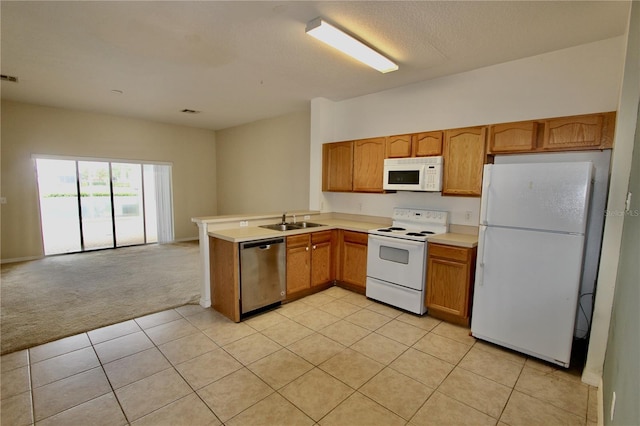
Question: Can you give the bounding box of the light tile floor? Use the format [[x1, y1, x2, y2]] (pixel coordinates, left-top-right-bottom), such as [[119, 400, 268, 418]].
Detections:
[[1, 287, 598, 425]]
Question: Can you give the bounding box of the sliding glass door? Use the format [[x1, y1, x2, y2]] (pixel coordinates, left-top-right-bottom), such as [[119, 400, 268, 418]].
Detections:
[[36, 157, 172, 255], [79, 161, 115, 250], [36, 159, 82, 254]]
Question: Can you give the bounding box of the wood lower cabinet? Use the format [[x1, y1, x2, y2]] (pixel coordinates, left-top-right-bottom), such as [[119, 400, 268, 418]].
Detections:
[[353, 137, 386, 192], [209, 236, 241, 322], [336, 230, 368, 292], [311, 231, 334, 287], [426, 243, 477, 326], [322, 141, 353, 192], [286, 234, 311, 297], [443, 126, 487, 197], [286, 230, 336, 298]]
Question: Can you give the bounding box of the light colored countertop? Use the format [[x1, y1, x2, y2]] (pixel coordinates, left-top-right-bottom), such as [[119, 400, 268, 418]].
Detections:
[[207, 217, 478, 248], [427, 232, 478, 248], [207, 218, 387, 243]]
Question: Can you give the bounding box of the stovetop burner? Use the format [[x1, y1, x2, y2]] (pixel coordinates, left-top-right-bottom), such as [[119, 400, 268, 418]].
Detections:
[[368, 208, 449, 242]]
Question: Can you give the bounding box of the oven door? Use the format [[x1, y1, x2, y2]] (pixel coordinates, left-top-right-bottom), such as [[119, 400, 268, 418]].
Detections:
[[366, 234, 426, 290]]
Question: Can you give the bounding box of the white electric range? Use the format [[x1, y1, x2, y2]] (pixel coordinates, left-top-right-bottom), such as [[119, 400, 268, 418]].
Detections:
[[366, 208, 449, 314]]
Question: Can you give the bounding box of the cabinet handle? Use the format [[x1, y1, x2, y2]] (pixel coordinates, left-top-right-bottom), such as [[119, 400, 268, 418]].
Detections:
[[312, 245, 317, 250], [306, 246, 309, 251]]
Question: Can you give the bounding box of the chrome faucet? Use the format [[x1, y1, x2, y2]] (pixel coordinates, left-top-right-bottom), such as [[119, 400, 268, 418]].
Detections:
[[281, 212, 287, 225]]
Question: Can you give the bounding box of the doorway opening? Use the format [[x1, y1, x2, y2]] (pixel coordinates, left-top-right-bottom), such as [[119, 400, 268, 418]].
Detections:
[[35, 157, 173, 255]]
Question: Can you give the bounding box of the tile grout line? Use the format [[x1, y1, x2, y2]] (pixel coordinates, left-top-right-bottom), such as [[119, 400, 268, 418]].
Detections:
[[27, 347, 36, 426], [88, 337, 132, 425], [136, 308, 223, 425]]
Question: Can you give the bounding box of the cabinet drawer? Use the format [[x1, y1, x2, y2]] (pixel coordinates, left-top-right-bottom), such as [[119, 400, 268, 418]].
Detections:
[[287, 234, 310, 249], [312, 230, 332, 244], [342, 231, 369, 245], [428, 243, 470, 262]]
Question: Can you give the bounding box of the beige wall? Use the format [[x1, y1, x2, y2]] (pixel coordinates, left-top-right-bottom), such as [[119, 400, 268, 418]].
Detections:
[[0, 100, 217, 261], [215, 109, 310, 215]]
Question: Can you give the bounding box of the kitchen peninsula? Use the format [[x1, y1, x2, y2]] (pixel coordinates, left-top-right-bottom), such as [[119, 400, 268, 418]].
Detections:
[[192, 211, 478, 322]]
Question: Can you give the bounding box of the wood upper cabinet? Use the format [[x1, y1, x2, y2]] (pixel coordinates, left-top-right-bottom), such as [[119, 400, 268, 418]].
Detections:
[[353, 137, 386, 192], [286, 234, 311, 296], [489, 121, 540, 154], [385, 132, 443, 158], [542, 112, 615, 151], [337, 230, 368, 291], [386, 134, 412, 158], [426, 243, 477, 326], [322, 141, 353, 192], [413, 131, 443, 156], [443, 126, 487, 197], [311, 231, 335, 287]]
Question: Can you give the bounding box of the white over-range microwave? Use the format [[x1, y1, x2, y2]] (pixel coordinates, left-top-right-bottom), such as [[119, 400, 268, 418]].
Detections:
[[383, 156, 443, 192]]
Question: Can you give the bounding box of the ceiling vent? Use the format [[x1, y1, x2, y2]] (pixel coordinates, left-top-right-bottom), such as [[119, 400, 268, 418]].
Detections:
[[1, 74, 19, 83], [181, 109, 201, 114]]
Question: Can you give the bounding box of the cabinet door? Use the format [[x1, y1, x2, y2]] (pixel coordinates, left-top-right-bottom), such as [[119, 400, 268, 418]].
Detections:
[[542, 114, 604, 151], [426, 257, 468, 317], [353, 137, 386, 193], [322, 142, 353, 192], [386, 134, 412, 158], [311, 233, 333, 288], [339, 231, 368, 288], [443, 127, 487, 196], [489, 121, 538, 153], [413, 131, 443, 156], [286, 235, 310, 295]]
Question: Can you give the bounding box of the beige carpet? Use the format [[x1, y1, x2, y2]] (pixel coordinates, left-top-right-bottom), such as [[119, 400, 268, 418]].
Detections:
[[1, 241, 200, 355]]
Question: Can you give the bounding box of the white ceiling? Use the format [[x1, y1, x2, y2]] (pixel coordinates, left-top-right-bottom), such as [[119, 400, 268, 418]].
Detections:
[[1, 1, 630, 131]]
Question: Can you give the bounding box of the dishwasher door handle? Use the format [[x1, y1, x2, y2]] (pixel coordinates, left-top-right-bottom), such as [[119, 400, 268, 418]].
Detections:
[[258, 245, 271, 250]]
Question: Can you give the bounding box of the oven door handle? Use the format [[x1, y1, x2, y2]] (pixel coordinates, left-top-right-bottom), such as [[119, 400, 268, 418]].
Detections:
[[368, 234, 426, 248]]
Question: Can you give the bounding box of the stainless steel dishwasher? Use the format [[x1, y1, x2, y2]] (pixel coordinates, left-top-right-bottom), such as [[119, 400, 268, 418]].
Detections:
[[239, 237, 286, 316]]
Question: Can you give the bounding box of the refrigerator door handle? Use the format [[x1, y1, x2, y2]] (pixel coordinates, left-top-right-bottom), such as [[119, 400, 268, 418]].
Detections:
[[476, 225, 487, 286], [479, 165, 491, 226]]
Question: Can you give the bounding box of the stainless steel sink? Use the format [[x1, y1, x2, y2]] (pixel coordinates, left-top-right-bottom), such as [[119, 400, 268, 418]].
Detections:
[[260, 223, 300, 231], [259, 222, 325, 231], [290, 222, 325, 229]]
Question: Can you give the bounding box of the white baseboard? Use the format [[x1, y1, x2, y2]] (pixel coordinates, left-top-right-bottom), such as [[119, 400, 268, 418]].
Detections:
[[582, 370, 601, 387], [168, 237, 199, 243], [598, 377, 604, 426], [1, 255, 43, 264]]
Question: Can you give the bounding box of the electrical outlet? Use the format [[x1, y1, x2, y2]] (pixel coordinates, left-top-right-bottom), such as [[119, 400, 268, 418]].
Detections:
[[465, 211, 472, 222], [610, 391, 616, 421], [239, 221, 249, 227], [0, 197, 6, 204], [358, 202, 362, 212], [304, 215, 310, 220]]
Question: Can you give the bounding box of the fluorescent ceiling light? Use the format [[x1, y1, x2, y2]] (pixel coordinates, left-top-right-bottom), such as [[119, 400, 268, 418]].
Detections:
[[305, 18, 398, 74]]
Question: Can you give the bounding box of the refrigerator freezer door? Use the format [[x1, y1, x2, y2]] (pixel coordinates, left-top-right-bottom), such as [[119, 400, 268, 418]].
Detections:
[[480, 162, 593, 234], [472, 226, 585, 367]]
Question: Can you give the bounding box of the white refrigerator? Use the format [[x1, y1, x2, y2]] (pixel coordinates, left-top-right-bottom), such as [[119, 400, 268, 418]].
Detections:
[[471, 162, 593, 367]]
